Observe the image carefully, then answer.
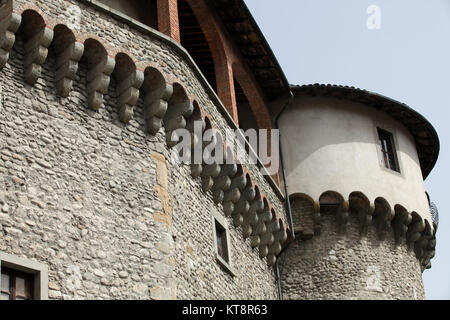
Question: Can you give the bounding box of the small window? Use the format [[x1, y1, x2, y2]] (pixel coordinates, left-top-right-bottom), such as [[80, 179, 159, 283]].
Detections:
[[1, 267, 34, 300], [377, 128, 399, 172], [215, 223, 229, 263], [211, 215, 234, 276]]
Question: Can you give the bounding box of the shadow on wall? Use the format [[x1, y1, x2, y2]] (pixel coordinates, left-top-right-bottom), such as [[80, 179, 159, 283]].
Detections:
[[97, 0, 158, 29], [279, 213, 426, 300], [279, 96, 421, 179]]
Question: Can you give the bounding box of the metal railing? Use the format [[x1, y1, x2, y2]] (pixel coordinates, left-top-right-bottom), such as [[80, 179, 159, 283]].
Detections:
[[430, 202, 439, 230]]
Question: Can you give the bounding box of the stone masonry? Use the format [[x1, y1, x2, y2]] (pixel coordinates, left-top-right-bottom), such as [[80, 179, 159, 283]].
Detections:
[[0, 0, 286, 299], [0, 0, 438, 301], [280, 214, 426, 300]]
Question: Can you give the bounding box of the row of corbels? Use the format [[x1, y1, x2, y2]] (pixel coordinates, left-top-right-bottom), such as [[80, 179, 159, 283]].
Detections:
[[0, 3, 288, 267], [291, 192, 436, 271], [0, 5, 186, 130], [182, 114, 288, 267]]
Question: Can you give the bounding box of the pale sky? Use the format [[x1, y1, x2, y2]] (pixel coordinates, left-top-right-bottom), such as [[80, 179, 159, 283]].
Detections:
[[244, 0, 450, 299]]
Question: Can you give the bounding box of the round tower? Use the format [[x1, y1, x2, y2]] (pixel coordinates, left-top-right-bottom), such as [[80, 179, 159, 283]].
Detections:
[[278, 84, 439, 300]]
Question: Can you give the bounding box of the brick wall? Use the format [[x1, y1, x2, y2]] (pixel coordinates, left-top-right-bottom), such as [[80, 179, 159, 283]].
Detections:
[[157, 0, 273, 132]]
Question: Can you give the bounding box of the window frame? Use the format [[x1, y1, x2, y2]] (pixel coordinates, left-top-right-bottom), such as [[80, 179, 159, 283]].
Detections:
[[1, 266, 35, 300], [215, 222, 229, 263], [375, 126, 402, 174], [0, 252, 48, 300], [211, 211, 235, 277]]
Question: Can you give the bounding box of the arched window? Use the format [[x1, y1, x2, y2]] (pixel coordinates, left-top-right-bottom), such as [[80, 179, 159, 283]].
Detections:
[[234, 77, 261, 153], [235, 78, 259, 132], [97, 0, 158, 29], [178, 0, 217, 92]]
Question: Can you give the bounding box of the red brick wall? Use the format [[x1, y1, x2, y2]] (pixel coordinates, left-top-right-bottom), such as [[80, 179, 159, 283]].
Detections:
[[157, 0, 278, 183], [157, 0, 180, 43]]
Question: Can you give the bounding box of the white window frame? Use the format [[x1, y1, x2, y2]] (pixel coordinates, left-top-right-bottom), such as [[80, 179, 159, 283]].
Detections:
[[211, 211, 235, 277]]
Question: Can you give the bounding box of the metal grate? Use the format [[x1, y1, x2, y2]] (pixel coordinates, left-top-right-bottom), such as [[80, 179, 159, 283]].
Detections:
[[430, 202, 439, 230]]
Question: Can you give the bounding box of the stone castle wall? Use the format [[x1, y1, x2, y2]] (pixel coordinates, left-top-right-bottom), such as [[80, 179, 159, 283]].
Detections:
[[280, 194, 435, 300], [0, 0, 287, 299], [280, 214, 426, 300]]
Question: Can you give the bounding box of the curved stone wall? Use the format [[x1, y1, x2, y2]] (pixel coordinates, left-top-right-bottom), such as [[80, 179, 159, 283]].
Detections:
[[279, 96, 432, 222], [0, 0, 287, 299], [279, 192, 436, 300], [280, 214, 426, 300]]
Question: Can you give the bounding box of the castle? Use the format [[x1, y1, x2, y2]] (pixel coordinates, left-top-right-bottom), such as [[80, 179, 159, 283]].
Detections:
[[0, 0, 439, 300]]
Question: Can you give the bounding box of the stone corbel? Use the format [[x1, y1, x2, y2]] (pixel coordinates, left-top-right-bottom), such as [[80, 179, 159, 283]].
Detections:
[[414, 221, 432, 262], [221, 168, 245, 218], [200, 163, 221, 193], [242, 195, 262, 239], [231, 195, 249, 228], [86, 55, 115, 111], [392, 207, 412, 244], [0, 11, 21, 70], [192, 132, 218, 191], [259, 220, 279, 259], [212, 163, 237, 203], [116, 70, 144, 123], [250, 209, 272, 248], [23, 26, 53, 85], [222, 187, 240, 217], [55, 41, 84, 97], [199, 135, 221, 193], [267, 228, 288, 266], [190, 163, 202, 178], [373, 201, 394, 240], [406, 212, 425, 244], [143, 81, 173, 135], [164, 99, 193, 147], [186, 111, 204, 179], [211, 174, 230, 204], [422, 231, 436, 271], [357, 203, 374, 236]]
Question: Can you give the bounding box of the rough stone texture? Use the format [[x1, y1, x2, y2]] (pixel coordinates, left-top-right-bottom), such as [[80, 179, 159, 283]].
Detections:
[[279, 214, 425, 300], [291, 197, 318, 238], [0, 0, 431, 301], [0, 0, 282, 300]]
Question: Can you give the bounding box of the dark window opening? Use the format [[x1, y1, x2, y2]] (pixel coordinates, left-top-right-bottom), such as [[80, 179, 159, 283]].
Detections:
[[178, 0, 217, 92], [378, 128, 399, 172], [1, 267, 34, 300], [235, 78, 259, 132], [97, 0, 158, 29], [215, 221, 229, 263], [235, 77, 260, 155]]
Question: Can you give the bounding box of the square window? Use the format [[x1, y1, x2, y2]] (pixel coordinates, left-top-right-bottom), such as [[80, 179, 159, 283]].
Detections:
[[377, 128, 400, 172], [211, 214, 235, 277], [0, 267, 34, 300], [215, 223, 229, 263], [0, 252, 48, 300]]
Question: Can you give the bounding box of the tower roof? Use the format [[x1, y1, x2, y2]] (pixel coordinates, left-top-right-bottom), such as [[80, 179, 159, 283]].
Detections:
[[291, 84, 440, 179], [212, 0, 291, 100]]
